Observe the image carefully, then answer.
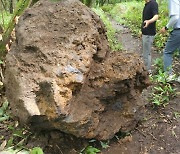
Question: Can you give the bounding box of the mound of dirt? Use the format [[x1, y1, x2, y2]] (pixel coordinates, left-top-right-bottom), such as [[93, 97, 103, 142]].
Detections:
[[5, 0, 149, 140]]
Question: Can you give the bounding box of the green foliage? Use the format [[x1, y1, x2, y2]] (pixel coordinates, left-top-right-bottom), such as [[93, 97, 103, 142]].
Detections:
[[107, 2, 143, 36], [80, 0, 94, 7], [93, 7, 122, 51], [150, 70, 176, 106], [0, 0, 31, 57], [174, 49, 180, 58], [80, 145, 100, 154], [0, 124, 44, 154], [0, 147, 44, 154], [154, 0, 169, 49], [174, 112, 180, 119], [100, 141, 110, 149], [30, 147, 44, 154], [150, 57, 177, 106], [153, 57, 163, 74], [80, 139, 110, 154], [104, 0, 169, 50], [6, 126, 30, 148], [0, 11, 12, 30], [0, 59, 4, 64], [101, 4, 114, 12], [0, 147, 29, 154], [0, 100, 9, 122], [95, 0, 135, 7]]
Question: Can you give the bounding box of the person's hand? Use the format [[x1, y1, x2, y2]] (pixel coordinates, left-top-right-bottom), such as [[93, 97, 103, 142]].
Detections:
[[143, 20, 150, 28], [160, 27, 167, 34]]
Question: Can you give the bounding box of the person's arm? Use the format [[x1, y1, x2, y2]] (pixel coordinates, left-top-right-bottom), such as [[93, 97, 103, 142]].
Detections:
[[160, 15, 179, 33], [166, 15, 179, 29], [143, 1, 158, 28], [160, 0, 179, 33], [143, 14, 159, 28]]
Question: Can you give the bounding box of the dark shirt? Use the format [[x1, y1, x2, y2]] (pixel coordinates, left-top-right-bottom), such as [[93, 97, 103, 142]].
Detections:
[[141, 0, 158, 35]]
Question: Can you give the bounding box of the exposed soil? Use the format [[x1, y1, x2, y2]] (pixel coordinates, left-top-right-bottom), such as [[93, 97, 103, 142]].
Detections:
[[100, 18, 180, 154], [43, 15, 180, 154], [0, 10, 180, 154]]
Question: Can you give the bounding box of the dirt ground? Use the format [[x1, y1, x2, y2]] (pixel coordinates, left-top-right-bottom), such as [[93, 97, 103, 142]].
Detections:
[[43, 19, 180, 154], [0, 16, 180, 154], [100, 19, 180, 154], [44, 18, 180, 154]]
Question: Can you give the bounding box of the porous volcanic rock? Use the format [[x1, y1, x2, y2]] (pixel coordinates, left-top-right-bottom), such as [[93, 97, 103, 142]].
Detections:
[[5, 0, 149, 140]]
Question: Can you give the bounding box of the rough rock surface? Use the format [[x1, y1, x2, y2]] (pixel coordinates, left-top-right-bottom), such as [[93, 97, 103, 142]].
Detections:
[[5, 0, 149, 140]]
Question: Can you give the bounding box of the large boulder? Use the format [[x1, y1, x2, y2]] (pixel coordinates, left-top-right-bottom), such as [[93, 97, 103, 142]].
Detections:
[[5, 0, 149, 140]]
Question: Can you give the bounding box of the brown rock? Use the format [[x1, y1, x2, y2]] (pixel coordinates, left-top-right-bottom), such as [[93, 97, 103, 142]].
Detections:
[[5, 0, 149, 140]]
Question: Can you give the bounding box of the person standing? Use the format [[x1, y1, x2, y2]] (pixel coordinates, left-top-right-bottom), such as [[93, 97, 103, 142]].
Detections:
[[160, 0, 180, 75], [141, 0, 159, 73]]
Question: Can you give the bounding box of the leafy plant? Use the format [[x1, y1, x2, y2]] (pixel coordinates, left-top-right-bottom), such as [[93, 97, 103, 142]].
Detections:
[[174, 49, 180, 59], [153, 57, 163, 73], [30, 147, 44, 154], [150, 70, 176, 106], [0, 147, 29, 154], [174, 112, 180, 119], [6, 125, 32, 148], [101, 4, 114, 12], [100, 141, 110, 149], [0, 146, 44, 154], [80, 145, 100, 154], [0, 100, 9, 122], [0, 120, 44, 154], [1, 128, 44, 154], [0, 0, 31, 57]]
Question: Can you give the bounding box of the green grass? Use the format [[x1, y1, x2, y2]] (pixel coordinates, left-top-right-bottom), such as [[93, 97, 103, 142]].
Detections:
[[103, 0, 169, 51], [0, 11, 12, 31], [93, 7, 122, 51], [100, 1, 177, 107], [107, 2, 143, 36], [150, 69, 176, 106]]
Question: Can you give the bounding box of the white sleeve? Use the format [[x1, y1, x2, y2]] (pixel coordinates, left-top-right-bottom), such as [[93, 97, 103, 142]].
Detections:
[[168, 0, 179, 16], [166, 15, 179, 28]]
